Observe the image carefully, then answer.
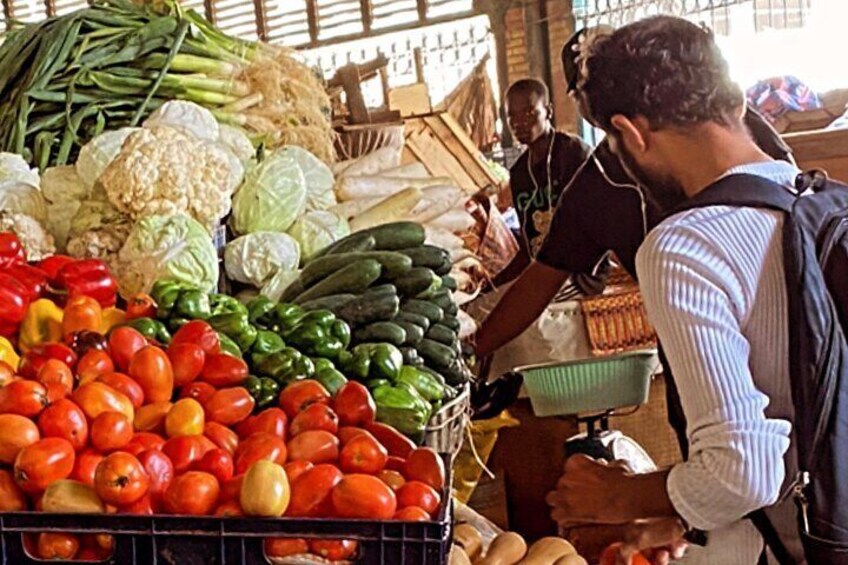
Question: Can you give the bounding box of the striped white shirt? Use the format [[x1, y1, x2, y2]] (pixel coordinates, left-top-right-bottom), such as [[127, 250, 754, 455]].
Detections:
[[636, 160, 804, 563]]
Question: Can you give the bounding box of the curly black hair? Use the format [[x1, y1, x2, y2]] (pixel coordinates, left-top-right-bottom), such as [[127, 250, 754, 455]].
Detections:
[[578, 16, 743, 131]]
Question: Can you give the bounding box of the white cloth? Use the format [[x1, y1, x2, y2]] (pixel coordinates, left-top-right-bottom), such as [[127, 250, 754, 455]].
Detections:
[[636, 160, 805, 564]]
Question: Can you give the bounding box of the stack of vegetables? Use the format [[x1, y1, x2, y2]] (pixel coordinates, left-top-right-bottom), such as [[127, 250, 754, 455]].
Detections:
[[0, 0, 333, 167], [0, 232, 450, 563]]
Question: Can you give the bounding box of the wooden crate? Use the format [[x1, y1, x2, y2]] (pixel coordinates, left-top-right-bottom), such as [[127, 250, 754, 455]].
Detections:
[[403, 111, 503, 195], [784, 127, 848, 183]]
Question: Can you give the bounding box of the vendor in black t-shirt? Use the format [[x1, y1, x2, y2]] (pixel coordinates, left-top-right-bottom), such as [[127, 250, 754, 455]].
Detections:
[[494, 79, 591, 286]]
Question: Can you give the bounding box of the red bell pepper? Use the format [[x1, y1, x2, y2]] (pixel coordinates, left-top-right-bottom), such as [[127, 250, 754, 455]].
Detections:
[[54, 259, 118, 308], [0, 273, 31, 338], [19, 343, 78, 380], [5, 264, 48, 301], [37, 255, 76, 281], [0, 232, 26, 269]]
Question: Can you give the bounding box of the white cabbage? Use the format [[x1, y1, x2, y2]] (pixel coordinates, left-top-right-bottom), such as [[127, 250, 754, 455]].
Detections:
[[218, 125, 255, 163], [281, 145, 335, 211], [0, 180, 47, 222], [224, 232, 301, 287], [0, 153, 40, 188], [287, 210, 350, 262], [144, 101, 220, 141], [231, 150, 307, 235]]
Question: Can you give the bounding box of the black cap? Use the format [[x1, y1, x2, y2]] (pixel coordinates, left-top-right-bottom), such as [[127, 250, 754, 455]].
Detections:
[[562, 28, 587, 93]]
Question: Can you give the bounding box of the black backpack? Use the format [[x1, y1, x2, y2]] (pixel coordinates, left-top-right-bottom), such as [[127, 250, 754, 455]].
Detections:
[[674, 170, 848, 564]]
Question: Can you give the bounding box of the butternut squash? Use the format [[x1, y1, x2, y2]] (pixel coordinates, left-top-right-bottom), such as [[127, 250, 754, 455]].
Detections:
[[517, 537, 577, 564], [450, 545, 473, 565], [453, 523, 483, 561], [478, 532, 527, 565], [553, 555, 588, 565]]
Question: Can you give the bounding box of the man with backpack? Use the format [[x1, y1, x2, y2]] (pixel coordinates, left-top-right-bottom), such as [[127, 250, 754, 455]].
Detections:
[[546, 15, 848, 564]]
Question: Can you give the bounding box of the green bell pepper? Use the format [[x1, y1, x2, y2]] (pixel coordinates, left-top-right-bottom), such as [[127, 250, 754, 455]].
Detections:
[[283, 309, 349, 360], [249, 330, 286, 366], [314, 367, 347, 395], [209, 294, 248, 317], [243, 375, 262, 399], [396, 381, 433, 416], [151, 280, 191, 319], [372, 384, 430, 444], [330, 319, 351, 349], [365, 378, 392, 390], [257, 377, 280, 409], [350, 343, 403, 381], [247, 296, 276, 328], [217, 332, 242, 357], [207, 312, 257, 351], [123, 317, 172, 344], [257, 347, 311, 386], [338, 348, 370, 380], [173, 288, 211, 320], [397, 366, 446, 403], [271, 303, 305, 332], [312, 358, 335, 373]]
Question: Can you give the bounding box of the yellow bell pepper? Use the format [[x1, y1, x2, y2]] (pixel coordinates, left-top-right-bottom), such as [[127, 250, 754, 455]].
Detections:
[[19, 299, 64, 353], [100, 307, 126, 334], [0, 336, 20, 370]]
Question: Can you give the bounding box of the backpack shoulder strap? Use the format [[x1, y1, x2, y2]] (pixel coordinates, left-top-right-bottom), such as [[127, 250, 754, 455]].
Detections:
[[673, 173, 797, 215]]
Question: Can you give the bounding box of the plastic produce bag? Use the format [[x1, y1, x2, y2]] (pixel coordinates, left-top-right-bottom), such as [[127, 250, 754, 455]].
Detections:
[[453, 411, 519, 504]]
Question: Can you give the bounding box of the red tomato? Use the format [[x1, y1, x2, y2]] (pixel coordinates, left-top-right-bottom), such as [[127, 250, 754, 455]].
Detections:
[[219, 474, 244, 503], [37, 532, 79, 560], [235, 408, 287, 440], [108, 326, 147, 372], [136, 449, 174, 506], [283, 461, 313, 484], [385, 456, 406, 473], [264, 538, 309, 558], [337, 426, 370, 446], [331, 474, 397, 520], [90, 411, 133, 452], [133, 402, 171, 434], [129, 346, 174, 404], [77, 350, 115, 385], [179, 381, 216, 406], [71, 449, 104, 486], [19, 344, 78, 379], [0, 414, 40, 464], [204, 387, 255, 426], [162, 435, 211, 474], [0, 469, 27, 511], [171, 321, 221, 355], [308, 539, 358, 561], [0, 379, 49, 417], [378, 470, 406, 492], [234, 433, 287, 475], [35, 359, 74, 394], [204, 422, 239, 455], [37, 398, 88, 451], [278, 380, 330, 419], [403, 448, 445, 491], [600, 543, 651, 565], [392, 506, 430, 521], [286, 430, 339, 465], [44, 381, 69, 403], [94, 452, 149, 506], [339, 433, 388, 475], [14, 437, 75, 494], [194, 448, 234, 483], [96, 372, 145, 409], [167, 343, 206, 387], [200, 353, 248, 388], [333, 382, 376, 427], [396, 481, 441, 516], [290, 403, 339, 437], [164, 471, 220, 515], [215, 500, 244, 517], [286, 464, 342, 517], [124, 433, 166, 456], [119, 493, 153, 515], [365, 422, 416, 459], [71, 382, 134, 423], [76, 547, 112, 561]]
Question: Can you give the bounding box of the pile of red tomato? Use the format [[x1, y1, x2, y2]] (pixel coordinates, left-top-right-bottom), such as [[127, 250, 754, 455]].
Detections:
[[0, 319, 446, 563]]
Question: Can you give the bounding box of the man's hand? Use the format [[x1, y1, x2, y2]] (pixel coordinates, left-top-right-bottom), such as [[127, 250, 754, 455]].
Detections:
[[617, 518, 687, 565], [546, 455, 633, 527]]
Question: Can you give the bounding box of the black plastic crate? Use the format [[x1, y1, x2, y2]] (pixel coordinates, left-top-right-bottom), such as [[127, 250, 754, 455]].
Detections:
[[0, 457, 453, 565]]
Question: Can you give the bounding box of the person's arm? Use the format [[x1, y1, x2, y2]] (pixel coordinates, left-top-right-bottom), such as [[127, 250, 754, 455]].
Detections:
[[491, 246, 530, 287], [475, 260, 569, 358]]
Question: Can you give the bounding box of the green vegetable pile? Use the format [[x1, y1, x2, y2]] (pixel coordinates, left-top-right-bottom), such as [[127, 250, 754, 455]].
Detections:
[[0, 0, 334, 169]]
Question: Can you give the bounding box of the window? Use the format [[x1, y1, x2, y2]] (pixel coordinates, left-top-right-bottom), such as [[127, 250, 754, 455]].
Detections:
[[754, 0, 811, 31]]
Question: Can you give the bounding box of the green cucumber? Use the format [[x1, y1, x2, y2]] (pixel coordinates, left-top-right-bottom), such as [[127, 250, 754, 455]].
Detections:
[[354, 322, 407, 346], [400, 245, 451, 272], [441, 275, 458, 291], [365, 284, 397, 297], [359, 222, 426, 251], [294, 260, 382, 304], [400, 346, 424, 367], [402, 299, 444, 324], [430, 290, 458, 316], [279, 279, 306, 303], [426, 323, 456, 346], [314, 233, 377, 257], [441, 314, 460, 332], [395, 311, 430, 331], [417, 338, 457, 369], [300, 252, 412, 288], [337, 293, 400, 325], [394, 320, 424, 345], [394, 267, 441, 298], [299, 294, 358, 312]]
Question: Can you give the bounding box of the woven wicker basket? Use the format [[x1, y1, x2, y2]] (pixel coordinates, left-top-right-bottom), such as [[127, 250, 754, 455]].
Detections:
[[424, 383, 470, 457]]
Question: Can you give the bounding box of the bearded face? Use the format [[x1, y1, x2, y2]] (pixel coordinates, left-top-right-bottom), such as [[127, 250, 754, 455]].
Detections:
[[608, 132, 688, 213]]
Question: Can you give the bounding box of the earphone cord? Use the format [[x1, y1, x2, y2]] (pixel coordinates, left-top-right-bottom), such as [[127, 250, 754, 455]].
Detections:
[[523, 129, 556, 257]]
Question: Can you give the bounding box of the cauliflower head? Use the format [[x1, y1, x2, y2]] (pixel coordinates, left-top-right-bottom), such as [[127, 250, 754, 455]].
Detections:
[[100, 126, 237, 228], [65, 198, 133, 271], [0, 210, 55, 261]]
